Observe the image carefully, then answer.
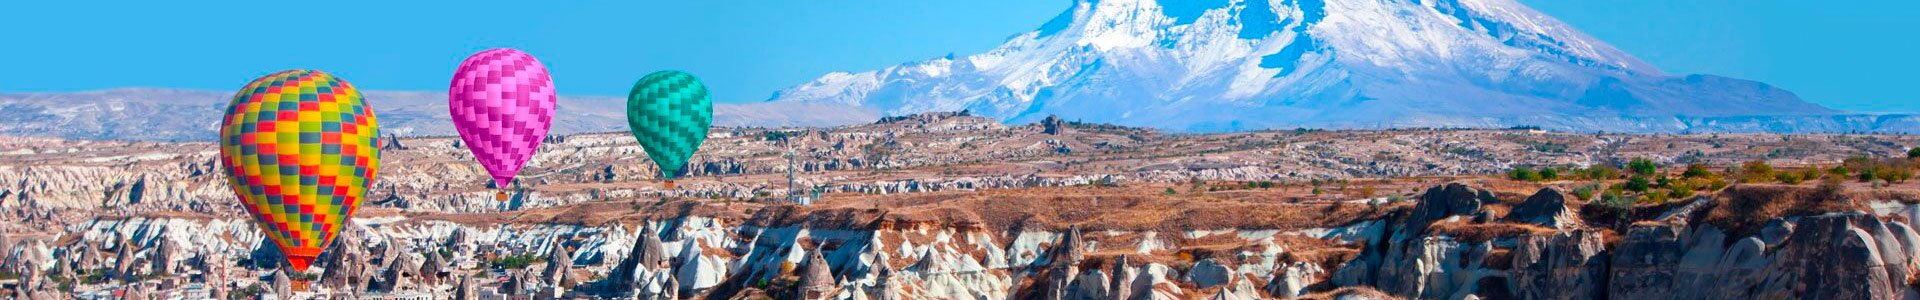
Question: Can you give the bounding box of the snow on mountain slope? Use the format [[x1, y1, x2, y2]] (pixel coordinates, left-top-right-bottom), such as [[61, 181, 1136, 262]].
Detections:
[[770, 0, 1839, 132]]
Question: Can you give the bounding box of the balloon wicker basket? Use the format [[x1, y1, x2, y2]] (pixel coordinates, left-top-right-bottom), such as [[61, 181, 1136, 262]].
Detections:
[[664, 180, 675, 189], [495, 191, 509, 202], [292, 279, 310, 292]]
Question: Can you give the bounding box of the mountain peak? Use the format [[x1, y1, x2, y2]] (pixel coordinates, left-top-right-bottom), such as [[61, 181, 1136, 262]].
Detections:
[[771, 0, 1833, 132]]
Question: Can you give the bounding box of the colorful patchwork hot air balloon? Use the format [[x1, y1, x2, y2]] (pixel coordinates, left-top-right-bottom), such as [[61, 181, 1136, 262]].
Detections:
[[218, 70, 379, 272], [626, 70, 713, 189], [449, 48, 556, 201]]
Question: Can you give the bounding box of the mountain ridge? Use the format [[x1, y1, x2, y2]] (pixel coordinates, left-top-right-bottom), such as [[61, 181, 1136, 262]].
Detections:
[[0, 87, 876, 141], [767, 0, 1860, 133]]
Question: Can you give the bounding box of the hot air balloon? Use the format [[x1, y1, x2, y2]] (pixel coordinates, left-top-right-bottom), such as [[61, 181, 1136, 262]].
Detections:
[[218, 70, 379, 274], [449, 48, 557, 201], [626, 70, 713, 189]]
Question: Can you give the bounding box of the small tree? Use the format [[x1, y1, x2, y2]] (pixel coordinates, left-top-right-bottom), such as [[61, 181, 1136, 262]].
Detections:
[[1509, 168, 1542, 182], [1628, 158, 1659, 176], [1164, 188, 1177, 196], [1681, 163, 1715, 179], [1741, 161, 1775, 183], [1540, 168, 1560, 180], [1624, 177, 1652, 192], [1909, 147, 1920, 159], [1571, 184, 1599, 201]]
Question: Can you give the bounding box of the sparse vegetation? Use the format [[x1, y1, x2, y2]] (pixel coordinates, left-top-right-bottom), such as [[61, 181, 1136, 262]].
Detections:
[[1740, 160, 1775, 183], [1539, 168, 1560, 181], [1682, 163, 1715, 179], [1581, 165, 1621, 180], [1775, 172, 1805, 184], [1571, 184, 1600, 201], [1628, 158, 1658, 176], [1624, 177, 1652, 193], [1667, 186, 1695, 199], [1508, 167, 1542, 182], [1706, 184, 1861, 239], [489, 253, 539, 269]]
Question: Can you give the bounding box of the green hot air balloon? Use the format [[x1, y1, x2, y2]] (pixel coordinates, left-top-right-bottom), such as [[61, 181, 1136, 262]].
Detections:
[[626, 70, 714, 189]]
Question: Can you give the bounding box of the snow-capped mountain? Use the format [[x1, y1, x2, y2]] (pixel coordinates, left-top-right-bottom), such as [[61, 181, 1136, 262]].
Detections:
[[769, 0, 1844, 132]]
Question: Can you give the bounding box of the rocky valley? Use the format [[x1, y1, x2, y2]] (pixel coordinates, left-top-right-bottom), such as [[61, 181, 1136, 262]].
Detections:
[[2, 113, 1919, 299]]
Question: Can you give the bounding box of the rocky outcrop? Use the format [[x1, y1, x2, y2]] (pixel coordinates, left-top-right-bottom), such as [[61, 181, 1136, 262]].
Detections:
[[374, 244, 420, 293], [1406, 183, 1491, 233], [797, 249, 836, 299], [541, 238, 576, 291], [454, 275, 478, 300], [1041, 115, 1071, 135], [1507, 230, 1608, 300], [1338, 183, 1920, 300], [1505, 187, 1584, 229], [19, 177, 1920, 300], [1109, 255, 1134, 300], [271, 269, 293, 298]]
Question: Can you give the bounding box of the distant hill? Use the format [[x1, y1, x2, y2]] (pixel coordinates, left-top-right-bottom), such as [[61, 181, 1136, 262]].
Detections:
[[0, 88, 876, 141], [770, 0, 1915, 133]]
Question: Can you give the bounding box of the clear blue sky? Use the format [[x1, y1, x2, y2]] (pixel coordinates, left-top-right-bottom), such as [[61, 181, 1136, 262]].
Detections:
[[0, 1, 1912, 112]]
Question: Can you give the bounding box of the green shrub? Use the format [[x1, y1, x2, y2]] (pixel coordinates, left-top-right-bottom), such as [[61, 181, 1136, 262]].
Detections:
[[1509, 167, 1542, 181], [1667, 187, 1695, 199], [1628, 158, 1659, 176], [1776, 172, 1805, 184], [1829, 166, 1851, 177], [1741, 161, 1775, 183], [489, 254, 540, 269], [1624, 177, 1652, 192], [1682, 163, 1715, 179], [1800, 168, 1824, 183], [1584, 165, 1621, 180], [1909, 147, 1920, 159], [1571, 184, 1599, 201]]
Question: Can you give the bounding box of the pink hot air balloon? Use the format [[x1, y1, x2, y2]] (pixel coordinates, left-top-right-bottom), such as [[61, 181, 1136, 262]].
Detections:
[[449, 48, 556, 200]]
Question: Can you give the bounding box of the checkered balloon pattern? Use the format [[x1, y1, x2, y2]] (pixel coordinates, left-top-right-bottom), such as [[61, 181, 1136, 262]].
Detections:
[[449, 48, 557, 187], [626, 70, 713, 179], [218, 70, 380, 272]]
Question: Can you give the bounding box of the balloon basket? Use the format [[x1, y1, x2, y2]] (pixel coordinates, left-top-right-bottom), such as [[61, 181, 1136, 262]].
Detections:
[[292, 279, 310, 292], [664, 180, 675, 189], [495, 191, 509, 202]]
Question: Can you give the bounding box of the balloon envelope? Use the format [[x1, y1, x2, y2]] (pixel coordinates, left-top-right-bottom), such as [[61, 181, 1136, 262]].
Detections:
[[626, 70, 713, 179], [449, 48, 557, 187], [218, 70, 380, 272]]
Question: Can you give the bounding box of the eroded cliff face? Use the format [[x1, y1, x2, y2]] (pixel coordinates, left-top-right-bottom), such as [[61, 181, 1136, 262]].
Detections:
[[1336, 183, 1920, 300], [9, 182, 1920, 299], [42, 212, 1378, 299]]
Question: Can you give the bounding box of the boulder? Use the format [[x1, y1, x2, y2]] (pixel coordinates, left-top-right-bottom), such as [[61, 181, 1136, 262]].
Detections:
[[1504, 187, 1583, 228], [1407, 183, 1489, 232]]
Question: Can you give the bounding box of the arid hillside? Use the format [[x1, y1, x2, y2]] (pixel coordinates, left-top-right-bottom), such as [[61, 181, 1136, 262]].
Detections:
[[1, 113, 1918, 299]]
